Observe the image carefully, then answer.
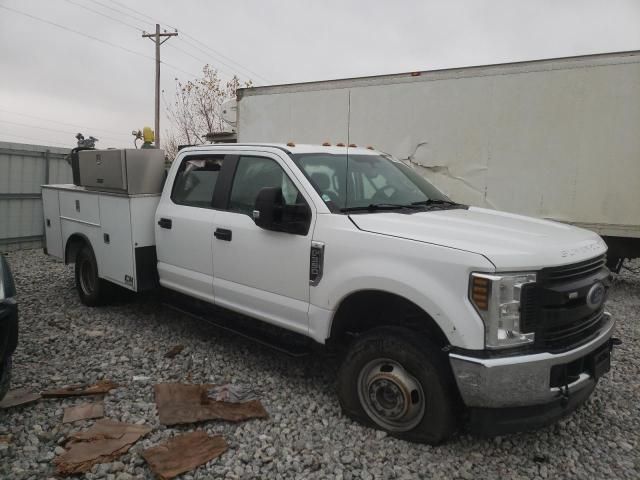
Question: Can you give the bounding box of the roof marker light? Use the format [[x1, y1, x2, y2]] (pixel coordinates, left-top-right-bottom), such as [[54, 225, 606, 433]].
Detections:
[[336, 142, 345, 147], [348, 143, 357, 147], [286, 142, 295, 147], [322, 142, 331, 146], [367, 146, 375, 150]]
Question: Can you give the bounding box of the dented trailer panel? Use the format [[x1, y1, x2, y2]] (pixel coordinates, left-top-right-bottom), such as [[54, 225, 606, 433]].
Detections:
[[237, 50, 640, 239], [42, 184, 160, 291]]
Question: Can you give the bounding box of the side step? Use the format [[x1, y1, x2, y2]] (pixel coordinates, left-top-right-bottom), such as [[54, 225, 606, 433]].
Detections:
[[162, 291, 313, 358]]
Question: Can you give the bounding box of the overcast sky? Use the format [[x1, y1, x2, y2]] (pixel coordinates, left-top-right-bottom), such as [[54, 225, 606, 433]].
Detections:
[[1, 0, 639, 149]]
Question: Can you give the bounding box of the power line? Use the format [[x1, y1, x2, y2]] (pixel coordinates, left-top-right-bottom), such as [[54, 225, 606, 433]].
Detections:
[[174, 37, 254, 84], [0, 4, 200, 79], [180, 33, 270, 83], [165, 43, 244, 82], [89, 0, 154, 30], [0, 119, 127, 144], [0, 108, 132, 137], [0, 132, 72, 148], [106, 0, 270, 83], [0, 4, 154, 61], [64, 0, 143, 32]]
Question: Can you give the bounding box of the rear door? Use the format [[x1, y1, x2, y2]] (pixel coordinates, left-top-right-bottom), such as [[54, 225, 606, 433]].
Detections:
[[155, 153, 226, 303], [211, 152, 316, 335]]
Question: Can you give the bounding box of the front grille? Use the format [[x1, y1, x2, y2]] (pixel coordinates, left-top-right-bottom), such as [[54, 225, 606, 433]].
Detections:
[[539, 309, 605, 351], [539, 254, 607, 283], [521, 255, 610, 352]]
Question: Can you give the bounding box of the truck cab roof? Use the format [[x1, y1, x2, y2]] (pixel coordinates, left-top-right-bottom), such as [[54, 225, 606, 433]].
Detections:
[[179, 143, 379, 156]]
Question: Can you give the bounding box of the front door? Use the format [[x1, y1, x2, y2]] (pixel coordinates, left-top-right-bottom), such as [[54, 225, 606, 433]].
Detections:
[[155, 153, 226, 303], [211, 154, 315, 335]]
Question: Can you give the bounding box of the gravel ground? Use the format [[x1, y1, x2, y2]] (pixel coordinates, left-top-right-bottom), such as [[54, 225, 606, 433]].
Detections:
[[0, 249, 638, 480]]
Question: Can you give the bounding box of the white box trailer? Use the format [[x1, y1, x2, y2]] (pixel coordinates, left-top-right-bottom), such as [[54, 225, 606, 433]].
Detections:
[[236, 50, 640, 267]]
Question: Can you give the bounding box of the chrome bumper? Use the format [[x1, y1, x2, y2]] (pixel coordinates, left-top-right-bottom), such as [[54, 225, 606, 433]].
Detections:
[[449, 312, 615, 408]]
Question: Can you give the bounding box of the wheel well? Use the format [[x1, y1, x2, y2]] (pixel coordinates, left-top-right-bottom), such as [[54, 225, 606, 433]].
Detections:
[[328, 290, 450, 349], [64, 234, 90, 265]]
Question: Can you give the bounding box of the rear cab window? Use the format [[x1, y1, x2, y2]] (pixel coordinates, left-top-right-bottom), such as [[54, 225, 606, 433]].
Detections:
[[171, 154, 225, 208]]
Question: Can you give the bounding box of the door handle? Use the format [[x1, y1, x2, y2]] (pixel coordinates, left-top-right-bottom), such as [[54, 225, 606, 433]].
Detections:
[[214, 228, 232, 241], [158, 218, 172, 229]]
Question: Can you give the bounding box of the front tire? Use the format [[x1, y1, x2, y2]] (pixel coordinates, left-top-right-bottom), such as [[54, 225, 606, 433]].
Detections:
[[0, 357, 11, 401], [75, 245, 109, 306], [337, 327, 457, 444]]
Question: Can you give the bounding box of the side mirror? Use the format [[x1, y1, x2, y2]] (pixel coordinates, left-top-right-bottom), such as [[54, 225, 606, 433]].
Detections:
[[253, 187, 283, 230], [253, 187, 311, 235]]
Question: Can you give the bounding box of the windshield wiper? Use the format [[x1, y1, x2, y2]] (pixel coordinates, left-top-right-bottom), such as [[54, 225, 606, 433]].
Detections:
[[410, 199, 468, 211], [340, 203, 421, 213], [411, 199, 458, 206]]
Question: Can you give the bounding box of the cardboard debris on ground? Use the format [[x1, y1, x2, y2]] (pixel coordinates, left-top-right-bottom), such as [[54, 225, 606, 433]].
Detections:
[[154, 383, 268, 426], [62, 401, 105, 423], [164, 344, 185, 359], [142, 431, 228, 480], [41, 380, 118, 398], [0, 434, 12, 444], [206, 384, 259, 403], [0, 388, 41, 409], [54, 419, 151, 476]]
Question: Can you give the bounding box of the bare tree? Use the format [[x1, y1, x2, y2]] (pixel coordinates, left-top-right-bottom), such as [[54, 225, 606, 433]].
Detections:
[[163, 65, 250, 159]]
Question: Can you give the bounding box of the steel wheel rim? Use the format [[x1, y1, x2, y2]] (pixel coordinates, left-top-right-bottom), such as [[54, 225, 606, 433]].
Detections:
[[357, 358, 426, 432], [79, 256, 96, 296]]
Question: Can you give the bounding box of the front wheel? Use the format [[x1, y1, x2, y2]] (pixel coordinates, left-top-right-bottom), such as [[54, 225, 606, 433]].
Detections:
[[75, 244, 110, 306], [337, 327, 458, 444], [0, 357, 11, 401]]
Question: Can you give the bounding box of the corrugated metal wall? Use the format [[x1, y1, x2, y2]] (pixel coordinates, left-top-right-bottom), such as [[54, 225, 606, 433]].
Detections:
[[0, 141, 71, 251]]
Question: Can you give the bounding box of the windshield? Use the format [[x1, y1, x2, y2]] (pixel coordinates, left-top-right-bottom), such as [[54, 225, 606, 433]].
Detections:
[[292, 153, 451, 212]]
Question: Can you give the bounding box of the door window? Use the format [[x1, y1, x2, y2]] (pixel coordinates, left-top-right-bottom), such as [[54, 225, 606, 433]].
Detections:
[[171, 155, 225, 208], [229, 156, 303, 216]]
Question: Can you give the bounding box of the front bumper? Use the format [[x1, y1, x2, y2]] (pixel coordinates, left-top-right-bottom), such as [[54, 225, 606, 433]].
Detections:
[[449, 312, 615, 410]]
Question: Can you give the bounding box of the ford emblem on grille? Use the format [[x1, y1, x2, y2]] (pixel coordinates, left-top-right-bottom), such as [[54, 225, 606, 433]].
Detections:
[[586, 282, 606, 310]]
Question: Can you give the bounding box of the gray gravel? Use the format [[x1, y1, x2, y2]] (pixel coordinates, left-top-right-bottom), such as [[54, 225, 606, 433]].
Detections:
[[1, 249, 638, 480]]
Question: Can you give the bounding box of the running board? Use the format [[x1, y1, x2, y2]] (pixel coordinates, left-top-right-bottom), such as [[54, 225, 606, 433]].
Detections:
[[162, 293, 313, 358]]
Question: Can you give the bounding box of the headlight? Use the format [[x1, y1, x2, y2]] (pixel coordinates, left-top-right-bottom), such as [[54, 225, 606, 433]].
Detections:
[[469, 272, 537, 349]]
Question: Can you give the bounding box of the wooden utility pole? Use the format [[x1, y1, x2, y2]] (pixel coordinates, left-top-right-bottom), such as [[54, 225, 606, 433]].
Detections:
[[142, 24, 177, 149]]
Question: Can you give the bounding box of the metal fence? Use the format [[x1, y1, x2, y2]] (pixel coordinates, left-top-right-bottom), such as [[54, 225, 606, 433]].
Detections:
[[0, 141, 72, 252]]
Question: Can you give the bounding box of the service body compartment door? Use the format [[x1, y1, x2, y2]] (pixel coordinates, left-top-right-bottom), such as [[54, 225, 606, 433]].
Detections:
[[42, 188, 63, 259], [59, 190, 100, 225], [98, 195, 135, 289]]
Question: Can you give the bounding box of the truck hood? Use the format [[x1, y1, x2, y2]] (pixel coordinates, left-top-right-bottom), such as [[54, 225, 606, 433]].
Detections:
[[349, 207, 607, 270]]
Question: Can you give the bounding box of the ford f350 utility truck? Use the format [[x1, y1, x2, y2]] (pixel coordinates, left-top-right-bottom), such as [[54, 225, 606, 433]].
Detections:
[[42, 144, 616, 443]]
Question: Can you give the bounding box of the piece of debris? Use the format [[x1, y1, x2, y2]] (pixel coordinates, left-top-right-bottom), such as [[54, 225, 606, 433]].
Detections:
[[133, 375, 151, 382], [0, 388, 41, 409], [54, 419, 151, 476], [164, 344, 185, 359], [42, 380, 118, 398], [206, 384, 259, 403], [0, 434, 12, 444], [62, 401, 105, 424], [142, 431, 228, 480], [154, 383, 268, 426]]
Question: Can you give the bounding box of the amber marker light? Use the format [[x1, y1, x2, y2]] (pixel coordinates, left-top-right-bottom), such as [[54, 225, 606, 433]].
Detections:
[[470, 275, 490, 311]]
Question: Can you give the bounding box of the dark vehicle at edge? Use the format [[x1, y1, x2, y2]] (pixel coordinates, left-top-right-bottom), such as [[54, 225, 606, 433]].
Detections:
[[0, 254, 18, 401]]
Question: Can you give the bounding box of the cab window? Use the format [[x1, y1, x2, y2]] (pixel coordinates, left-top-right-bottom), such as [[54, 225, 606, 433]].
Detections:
[[171, 155, 225, 208], [229, 156, 304, 216]]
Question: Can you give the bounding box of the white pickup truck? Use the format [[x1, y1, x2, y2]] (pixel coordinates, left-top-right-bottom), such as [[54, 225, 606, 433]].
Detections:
[[42, 143, 616, 443]]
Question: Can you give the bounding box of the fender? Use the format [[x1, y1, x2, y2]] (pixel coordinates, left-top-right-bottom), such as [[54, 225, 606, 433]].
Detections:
[[309, 215, 494, 350], [64, 232, 92, 264]]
